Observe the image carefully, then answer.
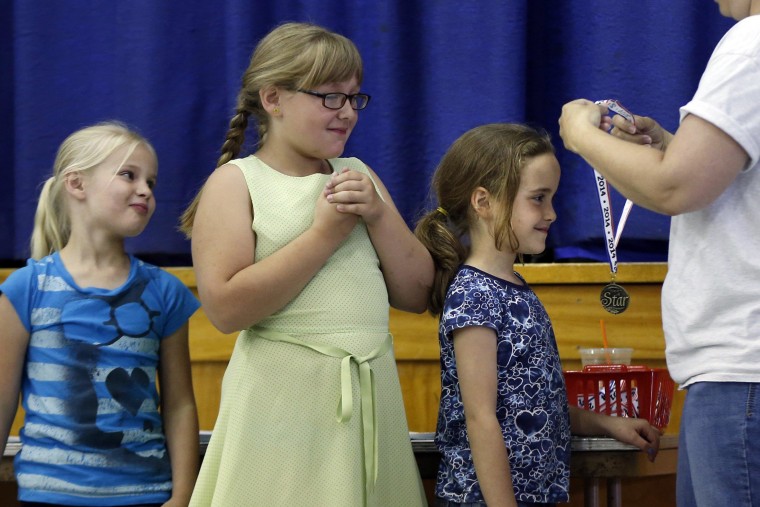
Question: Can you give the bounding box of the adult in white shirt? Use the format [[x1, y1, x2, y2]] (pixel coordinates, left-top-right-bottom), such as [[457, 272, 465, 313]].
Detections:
[[558, 1, 760, 506]]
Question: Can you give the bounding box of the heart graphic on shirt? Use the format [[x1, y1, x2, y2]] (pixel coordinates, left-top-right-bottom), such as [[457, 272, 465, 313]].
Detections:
[[497, 340, 513, 361], [106, 367, 150, 415], [515, 410, 549, 438], [524, 383, 541, 399]]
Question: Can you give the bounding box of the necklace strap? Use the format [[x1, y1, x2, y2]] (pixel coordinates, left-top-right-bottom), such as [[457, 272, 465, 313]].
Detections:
[[593, 99, 636, 274]]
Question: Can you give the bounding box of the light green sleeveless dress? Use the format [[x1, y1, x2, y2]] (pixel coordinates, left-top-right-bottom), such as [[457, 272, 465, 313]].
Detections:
[[190, 156, 427, 507]]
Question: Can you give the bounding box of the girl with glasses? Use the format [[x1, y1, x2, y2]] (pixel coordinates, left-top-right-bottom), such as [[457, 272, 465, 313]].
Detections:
[[180, 22, 433, 507]]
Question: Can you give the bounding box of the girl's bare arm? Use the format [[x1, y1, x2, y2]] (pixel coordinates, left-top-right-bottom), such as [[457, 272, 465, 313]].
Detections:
[[454, 326, 518, 507], [0, 296, 29, 456], [158, 322, 199, 506], [191, 164, 358, 333]]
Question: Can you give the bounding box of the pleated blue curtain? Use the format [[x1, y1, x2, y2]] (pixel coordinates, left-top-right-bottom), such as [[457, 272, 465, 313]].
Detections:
[[0, 0, 734, 265]]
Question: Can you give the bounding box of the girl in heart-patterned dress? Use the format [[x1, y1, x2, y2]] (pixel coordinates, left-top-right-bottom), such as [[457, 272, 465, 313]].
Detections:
[[415, 123, 661, 507]]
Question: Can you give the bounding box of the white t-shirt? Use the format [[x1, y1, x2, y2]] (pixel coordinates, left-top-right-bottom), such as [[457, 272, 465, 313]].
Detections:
[[664, 16, 760, 386]]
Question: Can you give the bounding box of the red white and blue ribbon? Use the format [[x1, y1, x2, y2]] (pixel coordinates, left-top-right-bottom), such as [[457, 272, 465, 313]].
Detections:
[[594, 99, 635, 274]]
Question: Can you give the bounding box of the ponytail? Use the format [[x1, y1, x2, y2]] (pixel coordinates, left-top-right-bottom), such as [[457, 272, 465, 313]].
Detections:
[[414, 210, 467, 316], [30, 176, 68, 260]]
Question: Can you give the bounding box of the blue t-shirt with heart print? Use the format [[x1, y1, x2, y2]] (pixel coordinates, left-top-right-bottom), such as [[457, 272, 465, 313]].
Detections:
[[0, 253, 199, 506], [434, 265, 571, 504]]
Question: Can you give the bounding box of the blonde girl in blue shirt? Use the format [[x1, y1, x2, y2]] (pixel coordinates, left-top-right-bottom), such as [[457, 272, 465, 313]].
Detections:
[[0, 122, 200, 506]]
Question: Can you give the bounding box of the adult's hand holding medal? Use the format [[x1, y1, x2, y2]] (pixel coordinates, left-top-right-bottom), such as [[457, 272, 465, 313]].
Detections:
[[594, 99, 634, 314]]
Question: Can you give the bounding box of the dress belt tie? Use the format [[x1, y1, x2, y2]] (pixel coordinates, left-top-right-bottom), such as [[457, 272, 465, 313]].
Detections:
[[255, 328, 393, 504]]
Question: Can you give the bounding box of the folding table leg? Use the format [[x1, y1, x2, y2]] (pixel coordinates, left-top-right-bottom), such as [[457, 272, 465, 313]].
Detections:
[[584, 477, 601, 507], [607, 477, 622, 507]]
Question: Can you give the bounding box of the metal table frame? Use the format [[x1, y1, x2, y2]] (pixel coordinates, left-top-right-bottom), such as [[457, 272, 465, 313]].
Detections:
[[410, 432, 678, 507], [4, 433, 677, 507]]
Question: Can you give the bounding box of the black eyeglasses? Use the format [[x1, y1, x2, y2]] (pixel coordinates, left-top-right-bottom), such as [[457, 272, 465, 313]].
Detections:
[[297, 89, 371, 110]]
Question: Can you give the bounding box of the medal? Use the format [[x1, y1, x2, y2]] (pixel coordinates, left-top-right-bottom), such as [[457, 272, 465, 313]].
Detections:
[[600, 282, 630, 314], [594, 99, 636, 314]]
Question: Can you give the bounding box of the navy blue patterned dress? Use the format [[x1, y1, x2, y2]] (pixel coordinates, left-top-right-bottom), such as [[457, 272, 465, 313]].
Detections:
[[434, 265, 571, 504]]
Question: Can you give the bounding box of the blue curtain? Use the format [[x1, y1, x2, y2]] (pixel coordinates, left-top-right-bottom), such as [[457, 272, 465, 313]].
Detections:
[[0, 0, 734, 265]]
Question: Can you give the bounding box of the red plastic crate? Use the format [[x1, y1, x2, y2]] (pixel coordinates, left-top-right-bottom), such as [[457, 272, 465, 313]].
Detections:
[[564, 365, 675, 430]]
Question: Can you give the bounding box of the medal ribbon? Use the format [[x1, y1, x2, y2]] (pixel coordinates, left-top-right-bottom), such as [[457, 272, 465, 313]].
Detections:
[[595, 170, 619, 274], [594, 99, 635, 274]]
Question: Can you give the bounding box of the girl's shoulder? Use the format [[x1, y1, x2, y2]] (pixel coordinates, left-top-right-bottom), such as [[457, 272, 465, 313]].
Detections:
[[449, 265, 492, 291], [454, 265, 528, 291], [130, 257, 200, 333], [441, 267, 504, 333], [0, 255, 62, 330], [132, 257, 195, 295], [227, 154, 261, 170], [328, 156, 368, 173], [444, 266, 535, 313], [1, 255, 59, 290], [445, 266, 503, 307]]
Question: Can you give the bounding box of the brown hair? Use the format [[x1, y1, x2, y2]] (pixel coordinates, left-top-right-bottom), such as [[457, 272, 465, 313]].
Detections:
[[178, 22, 363, 237], [414, 123, 554, 315]]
